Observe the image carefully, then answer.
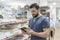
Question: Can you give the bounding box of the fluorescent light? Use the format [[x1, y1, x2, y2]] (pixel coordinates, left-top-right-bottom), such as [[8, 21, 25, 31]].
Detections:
[[53, 2, 56, 5], [7, 2, 26, 8], [1, 0, 5, 1], [50, 5, 53, 8]]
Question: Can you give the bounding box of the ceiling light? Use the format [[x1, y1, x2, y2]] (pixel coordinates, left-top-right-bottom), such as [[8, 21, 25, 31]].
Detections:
[[49, 5, 53, 8], [53, 2, 56, 5], [1, 0, 5, 1]]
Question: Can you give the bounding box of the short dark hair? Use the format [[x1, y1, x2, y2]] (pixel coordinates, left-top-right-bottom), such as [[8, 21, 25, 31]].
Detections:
[[30, 3, 39, 10]]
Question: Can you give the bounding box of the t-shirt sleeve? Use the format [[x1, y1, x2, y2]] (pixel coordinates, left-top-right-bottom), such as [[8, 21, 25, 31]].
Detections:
[[41, 18, 50, 28]]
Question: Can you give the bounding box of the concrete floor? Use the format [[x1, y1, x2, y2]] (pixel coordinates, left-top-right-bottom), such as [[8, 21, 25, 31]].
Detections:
[[51, 29, 60, 40]]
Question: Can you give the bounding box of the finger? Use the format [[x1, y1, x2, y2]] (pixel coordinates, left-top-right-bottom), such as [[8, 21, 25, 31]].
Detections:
[[24, 29, 29, 32], [24, 29, 27, 31], [27, 28, 31, 30]]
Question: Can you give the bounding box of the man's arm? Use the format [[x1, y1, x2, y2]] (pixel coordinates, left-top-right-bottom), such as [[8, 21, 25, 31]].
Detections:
[[31, 28, 50, 38]]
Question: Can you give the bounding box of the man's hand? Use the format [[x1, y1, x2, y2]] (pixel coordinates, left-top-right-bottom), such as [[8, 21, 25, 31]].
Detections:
[[24, 28, 34, 35], [22, 27, 50, 38], [24, 28, 50, 38]]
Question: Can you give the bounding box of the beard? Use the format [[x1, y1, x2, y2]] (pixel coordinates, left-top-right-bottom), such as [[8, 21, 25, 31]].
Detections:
[[32, 13, 39, 18]]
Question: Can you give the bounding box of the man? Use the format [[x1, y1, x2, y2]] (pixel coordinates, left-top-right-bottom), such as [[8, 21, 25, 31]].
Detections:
[[23, 3, 50, 40]]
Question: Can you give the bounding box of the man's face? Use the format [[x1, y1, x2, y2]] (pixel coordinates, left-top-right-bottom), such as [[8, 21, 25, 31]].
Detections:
[[30, 7, 39, 18]]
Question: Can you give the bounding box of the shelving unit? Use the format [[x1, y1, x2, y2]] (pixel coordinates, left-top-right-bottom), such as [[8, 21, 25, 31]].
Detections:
[[40, 6, 50, 20], [0, 28, 22, 40], [0, 19, 27, 40], [0, 3, 28, 40], [0, 20, 27, 29]]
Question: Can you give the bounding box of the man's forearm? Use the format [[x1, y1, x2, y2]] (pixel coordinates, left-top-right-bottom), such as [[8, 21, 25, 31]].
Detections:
[[31, 31, 50, 38]]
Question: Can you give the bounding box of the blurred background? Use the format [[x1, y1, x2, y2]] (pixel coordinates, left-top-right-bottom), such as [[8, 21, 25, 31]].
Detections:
[[0, 0, 60, 40]]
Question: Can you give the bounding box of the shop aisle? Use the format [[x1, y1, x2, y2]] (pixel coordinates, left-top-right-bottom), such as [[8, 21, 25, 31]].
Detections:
[[53, 29, 60, 40]]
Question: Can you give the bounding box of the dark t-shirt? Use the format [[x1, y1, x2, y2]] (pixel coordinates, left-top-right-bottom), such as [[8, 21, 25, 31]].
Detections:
[[29, 15, 50, 40]]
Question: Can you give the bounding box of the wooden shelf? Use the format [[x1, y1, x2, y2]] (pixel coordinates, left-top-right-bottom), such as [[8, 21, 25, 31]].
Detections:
[[0, 20, 27, 30], [0, 28, 23, 40], [0, 20, 27, 25], [40, 6, 50, 10]]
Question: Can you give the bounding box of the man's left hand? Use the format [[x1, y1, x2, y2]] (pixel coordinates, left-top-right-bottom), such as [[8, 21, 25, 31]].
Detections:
[[24, 28, 34, 35]]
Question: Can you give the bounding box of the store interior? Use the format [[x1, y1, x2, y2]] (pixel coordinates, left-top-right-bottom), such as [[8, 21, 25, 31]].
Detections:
[[0, 0, 60, 40]]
